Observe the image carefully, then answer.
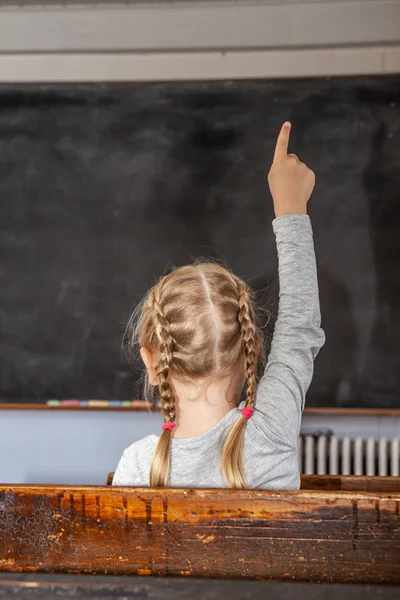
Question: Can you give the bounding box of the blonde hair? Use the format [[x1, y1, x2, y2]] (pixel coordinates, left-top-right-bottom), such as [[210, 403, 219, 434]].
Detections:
[[126, 262, 264, 488]]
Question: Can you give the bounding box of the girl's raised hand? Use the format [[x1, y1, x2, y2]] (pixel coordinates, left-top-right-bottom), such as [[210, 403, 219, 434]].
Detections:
[[268, 122, 315, 218]]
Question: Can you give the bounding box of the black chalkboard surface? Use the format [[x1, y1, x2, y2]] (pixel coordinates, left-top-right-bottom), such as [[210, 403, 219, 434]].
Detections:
[[0, 77, 399, 407]]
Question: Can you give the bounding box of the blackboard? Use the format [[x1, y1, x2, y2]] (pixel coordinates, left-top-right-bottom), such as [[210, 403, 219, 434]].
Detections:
[[0, 77, 399, 407]]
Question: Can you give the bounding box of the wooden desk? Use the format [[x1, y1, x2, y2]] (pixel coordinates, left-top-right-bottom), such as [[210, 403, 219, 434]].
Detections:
[[106, 472, 400, 492], [1, 483, 399, 584]]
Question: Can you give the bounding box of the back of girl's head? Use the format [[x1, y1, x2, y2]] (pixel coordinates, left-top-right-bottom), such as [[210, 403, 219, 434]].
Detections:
[[126, 261, 264, 488]]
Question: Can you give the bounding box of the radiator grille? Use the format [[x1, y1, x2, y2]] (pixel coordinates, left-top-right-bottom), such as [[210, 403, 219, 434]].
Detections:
[[299, 435, 400, 476]]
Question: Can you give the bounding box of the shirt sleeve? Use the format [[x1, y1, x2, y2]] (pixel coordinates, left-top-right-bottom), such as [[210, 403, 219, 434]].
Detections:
[[112, 450, 136, 486], [255, 214, 325, 449]]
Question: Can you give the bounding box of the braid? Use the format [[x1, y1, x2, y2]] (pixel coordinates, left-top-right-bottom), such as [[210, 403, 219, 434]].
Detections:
[[148, 290, 176, 487], [151, 293, 176, 423], [221, 277, 259, 488], [237, 283, 257, 408]]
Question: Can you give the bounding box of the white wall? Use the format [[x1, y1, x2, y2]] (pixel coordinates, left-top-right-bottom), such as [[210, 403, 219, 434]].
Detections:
[[1, 410, 400, 485], [0, 409, 163, 485], [1, 1, 399, 52], [0, 0, 398, 81]]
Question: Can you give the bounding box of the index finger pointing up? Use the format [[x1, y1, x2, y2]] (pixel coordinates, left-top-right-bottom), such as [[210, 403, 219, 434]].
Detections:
[[273, 122, 291, 163]]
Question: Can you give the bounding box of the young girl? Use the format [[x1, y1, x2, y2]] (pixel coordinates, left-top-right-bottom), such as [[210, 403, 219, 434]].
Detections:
[[113, 122, 325, 489]]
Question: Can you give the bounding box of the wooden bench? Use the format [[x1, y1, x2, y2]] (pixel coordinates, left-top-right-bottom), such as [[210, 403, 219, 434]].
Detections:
[[1, 482, 399, 583], [1, 573, 399, 599]]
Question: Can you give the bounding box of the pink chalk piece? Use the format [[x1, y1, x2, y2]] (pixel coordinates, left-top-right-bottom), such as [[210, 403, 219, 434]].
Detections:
[[162, 422, 176, 432], [241, 407, 255, 420], [60, 399, 81, 406]]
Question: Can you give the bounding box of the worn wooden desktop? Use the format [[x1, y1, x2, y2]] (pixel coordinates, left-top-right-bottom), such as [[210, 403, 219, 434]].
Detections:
[[1, 477, 399, 584]]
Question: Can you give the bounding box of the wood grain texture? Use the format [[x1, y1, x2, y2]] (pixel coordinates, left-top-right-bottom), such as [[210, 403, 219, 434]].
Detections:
[[105, 473, 400, 492], [300, 475, 400, 492], [1, 485, 399, 583]]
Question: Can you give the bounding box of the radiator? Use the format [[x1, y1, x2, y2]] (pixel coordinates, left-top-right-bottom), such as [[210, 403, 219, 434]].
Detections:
[[299, 435, 400, 476]]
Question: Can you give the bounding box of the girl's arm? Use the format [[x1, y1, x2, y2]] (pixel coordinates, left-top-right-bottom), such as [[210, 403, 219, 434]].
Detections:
[[255, 123, 325, 448]]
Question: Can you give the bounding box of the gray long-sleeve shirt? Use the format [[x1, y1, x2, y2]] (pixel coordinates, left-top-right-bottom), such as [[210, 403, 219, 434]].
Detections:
[[113, 214, 325, 489]]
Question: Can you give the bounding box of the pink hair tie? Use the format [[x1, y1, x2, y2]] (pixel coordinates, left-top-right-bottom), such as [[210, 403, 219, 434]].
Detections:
[[162, 422, 176, 432], [241, 407, 254, 420]]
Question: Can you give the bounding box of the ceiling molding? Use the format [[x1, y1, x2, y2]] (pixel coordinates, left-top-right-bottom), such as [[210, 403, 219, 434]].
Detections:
[[0, 0, 386, 5], [0, 1, 398, 53], [0, 45, 398, 82]]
